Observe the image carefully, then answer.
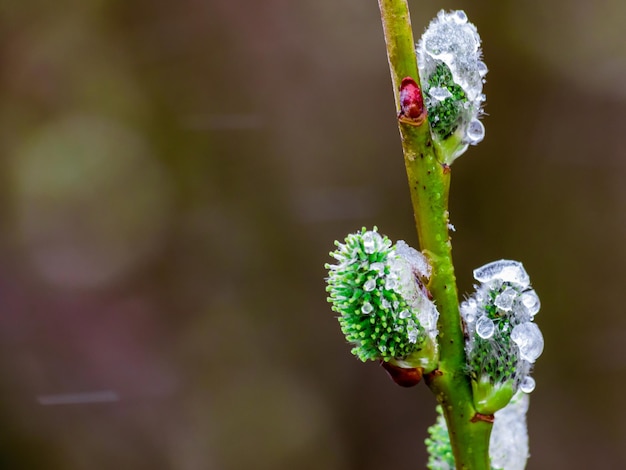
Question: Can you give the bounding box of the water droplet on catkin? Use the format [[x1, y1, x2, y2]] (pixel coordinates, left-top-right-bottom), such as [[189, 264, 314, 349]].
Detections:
[[520, 375, 536, 393], [361, 302, 374, 315], [476, 315, 495, 339], [466, 119, 485, 144], [511, 322, 544, 363], [364, 279, 376, 292]]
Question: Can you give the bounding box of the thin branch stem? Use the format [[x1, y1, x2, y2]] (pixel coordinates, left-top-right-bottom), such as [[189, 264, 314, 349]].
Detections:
[[377, 1, 492, 468]]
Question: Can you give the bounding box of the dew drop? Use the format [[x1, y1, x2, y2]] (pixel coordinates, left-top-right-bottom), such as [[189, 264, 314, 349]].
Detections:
[[453, 10, 468, 24], [399, 310, 411, 319], [461, 298, 478, 321], [364, 279, 377, 292], [362, 231, 382, 254], [370, 262, 385, 274], [494, 287, 517, 312], [476, 315, 495, 339], [521, 290, 541, 316], [473, 260, 530, 288], [466, 119, 485, 144], [520, 375, 536, 393], [429, 86, 453, 101], [361, 302, 374, 315], [477, 60, 488, 77], [511, 322, 544, 363]]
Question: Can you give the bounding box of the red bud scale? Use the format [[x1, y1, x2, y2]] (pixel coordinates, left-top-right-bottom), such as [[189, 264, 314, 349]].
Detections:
[[399, 77, 426, 123]]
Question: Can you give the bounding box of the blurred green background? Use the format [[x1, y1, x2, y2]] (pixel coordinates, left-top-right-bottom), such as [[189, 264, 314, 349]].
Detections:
[[1, 0, 625, 468]]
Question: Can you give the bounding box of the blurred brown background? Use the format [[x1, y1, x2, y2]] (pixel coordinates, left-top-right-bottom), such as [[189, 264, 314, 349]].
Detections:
[[0, 0, 624, 468]]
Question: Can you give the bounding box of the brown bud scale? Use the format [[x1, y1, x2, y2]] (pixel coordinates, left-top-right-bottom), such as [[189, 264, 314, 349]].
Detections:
[[381, 361, 423, 387]]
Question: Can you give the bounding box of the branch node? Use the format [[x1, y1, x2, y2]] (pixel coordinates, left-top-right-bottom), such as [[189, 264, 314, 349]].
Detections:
[[471, 413, 495, 424]]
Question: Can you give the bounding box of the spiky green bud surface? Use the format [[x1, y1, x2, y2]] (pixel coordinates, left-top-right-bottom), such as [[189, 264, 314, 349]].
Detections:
[[325, 228, 439, 369], [461, 260, 543, 414]]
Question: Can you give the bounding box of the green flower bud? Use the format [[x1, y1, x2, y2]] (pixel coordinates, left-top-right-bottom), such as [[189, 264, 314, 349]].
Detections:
[[461, 260, 543, 414], [417, 10, 487, 164], [325, 228, 439, 371]]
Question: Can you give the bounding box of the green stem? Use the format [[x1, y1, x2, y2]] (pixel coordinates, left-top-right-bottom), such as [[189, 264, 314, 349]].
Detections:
[[376, 1, 492, 468]]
